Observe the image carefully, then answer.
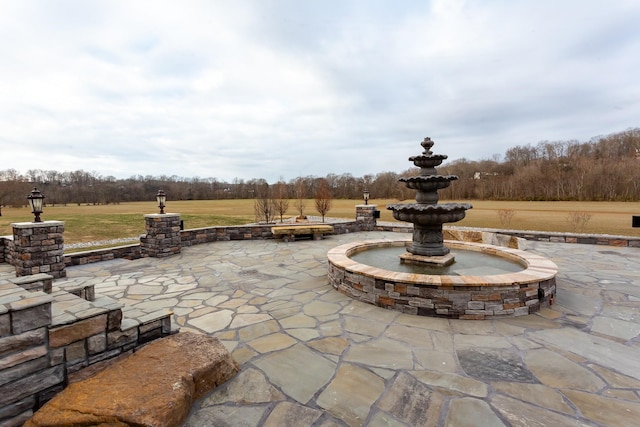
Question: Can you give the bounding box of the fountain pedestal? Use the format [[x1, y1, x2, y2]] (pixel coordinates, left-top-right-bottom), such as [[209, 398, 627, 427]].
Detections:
[[399, 252, 455, 267]]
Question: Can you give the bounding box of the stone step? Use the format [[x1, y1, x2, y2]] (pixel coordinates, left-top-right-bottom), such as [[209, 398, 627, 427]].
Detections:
[[53, 278, 96, 301], [50, 289, 120, 328], [8, 273, 53, 293]]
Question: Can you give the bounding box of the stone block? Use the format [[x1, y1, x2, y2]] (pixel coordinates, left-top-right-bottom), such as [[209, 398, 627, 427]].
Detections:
[[0, 313, 10, 337], [0, 345, 47, 371], [107, 328, 138, 349], [0, 365, 64, 407], [25, 333, 239, 427], [49, 314, 107, 348], [87, 333, 107, 355], [0, 396, 34, 422], [10, 300, 52, 335], [65, 340, 87, 365], [0, 357, 49, 387], [467, 301, 485, 310]]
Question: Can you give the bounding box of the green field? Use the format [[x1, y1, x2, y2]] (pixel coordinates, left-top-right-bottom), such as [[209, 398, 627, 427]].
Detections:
[[1, 199, 639, 244]]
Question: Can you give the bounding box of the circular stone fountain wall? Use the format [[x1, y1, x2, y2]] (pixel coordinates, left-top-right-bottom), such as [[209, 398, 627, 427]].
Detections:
[[327, 237, 558, 319]]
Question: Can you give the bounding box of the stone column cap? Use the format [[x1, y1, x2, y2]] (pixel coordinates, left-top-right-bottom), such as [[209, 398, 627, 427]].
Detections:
[[355, 204, 378, 208], [11, 220, 65, 228], [144, 213, 181, 218]]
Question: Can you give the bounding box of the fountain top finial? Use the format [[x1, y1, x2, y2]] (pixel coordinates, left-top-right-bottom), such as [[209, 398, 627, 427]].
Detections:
[[421, 137, 434, 154]]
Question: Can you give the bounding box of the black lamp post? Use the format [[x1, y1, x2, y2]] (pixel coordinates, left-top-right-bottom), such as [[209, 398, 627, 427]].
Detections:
[[363, 189, 370, 205], [156, 189, 166, 214], [27, 187, 45, 222]]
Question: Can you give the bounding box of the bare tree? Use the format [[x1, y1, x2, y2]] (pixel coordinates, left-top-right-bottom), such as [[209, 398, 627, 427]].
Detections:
[[273, 180, 290, 223], [567, 211, 592, 233], [294, 177, 306, 220], [497, 209, 516, 228], [314, 178, 333, 222], [253, 183, 276, 223]]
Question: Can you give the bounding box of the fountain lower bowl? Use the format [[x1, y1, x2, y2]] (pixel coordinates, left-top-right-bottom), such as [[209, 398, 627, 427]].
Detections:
[[327, 238, 557, 319], [388, 203, 472, 224]]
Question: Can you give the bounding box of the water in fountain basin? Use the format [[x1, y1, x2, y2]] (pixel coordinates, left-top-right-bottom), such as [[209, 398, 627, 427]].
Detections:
[[350, 246, 523, 276]]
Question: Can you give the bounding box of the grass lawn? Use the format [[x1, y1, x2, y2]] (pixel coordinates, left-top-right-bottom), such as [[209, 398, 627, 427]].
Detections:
[[1, 199, 639, 244]]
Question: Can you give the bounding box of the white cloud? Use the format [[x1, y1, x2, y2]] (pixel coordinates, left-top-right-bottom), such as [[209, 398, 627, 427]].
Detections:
[[1, 0, 639, 182]]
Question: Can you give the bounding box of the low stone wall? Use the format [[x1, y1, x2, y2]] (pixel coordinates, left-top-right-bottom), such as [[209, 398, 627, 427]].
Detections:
[[180, 224, 274, 247], [65, 244, 141, 267], [376, 223, 640, 247]]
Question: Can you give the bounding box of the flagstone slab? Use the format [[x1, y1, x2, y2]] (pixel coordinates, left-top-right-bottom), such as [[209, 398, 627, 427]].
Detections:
[[453, 334, 511, 349], [183, 405, 267, 427], [308, 337, 349, 356], [278, 313, 317, 329], [238, 319, 281, 341], [377, 372, 441, 426], [529, 327, 640, 380], [458, 348, 537, 382], [413, 349, 457, 373], [254, 344, 336, 404], [410, 370, 488, 398], [190, 309, 234, 333], [344, 315, 387, 337], [344, 338, 414, 370], [248, 333, 297, 353], [591, 316, 640, 341], [445, 397, 505, 427], [303, 300, 342, 316], [200, 367, 285, 405], [562, 389, 640, 426], [383, 324, 434, 347], [524, 348, 605, 391], [230, 313, 272, 329], [491, 394, 592, 427], [491, 382, 574, 414], [317, 363, 385, 427], [287, 328, 320, 341], [262, 401, 322, 427], [367, 412, 409, 427]]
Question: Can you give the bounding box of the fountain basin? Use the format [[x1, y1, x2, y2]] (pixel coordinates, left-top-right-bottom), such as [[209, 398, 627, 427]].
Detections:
[[327, 238, 557, 319]]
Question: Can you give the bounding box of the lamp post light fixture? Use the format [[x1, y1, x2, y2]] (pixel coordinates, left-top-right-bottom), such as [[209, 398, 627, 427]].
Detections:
[[363, 189, 370, 205], [27, 187, 45, 223], [156, 189, 166, 214]]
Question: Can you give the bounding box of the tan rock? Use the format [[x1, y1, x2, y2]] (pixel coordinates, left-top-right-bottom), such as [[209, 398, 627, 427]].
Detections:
[[26, 332, 239, 427]]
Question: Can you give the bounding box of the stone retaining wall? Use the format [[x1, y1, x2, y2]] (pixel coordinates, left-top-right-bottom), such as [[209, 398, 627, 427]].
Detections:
[[0, 274, 173, 426]]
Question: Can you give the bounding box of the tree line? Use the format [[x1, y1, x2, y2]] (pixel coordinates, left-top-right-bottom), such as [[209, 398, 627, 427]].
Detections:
[[1, 128, 639, 211]]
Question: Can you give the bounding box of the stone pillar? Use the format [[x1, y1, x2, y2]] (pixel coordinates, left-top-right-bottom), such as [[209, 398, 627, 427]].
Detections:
[[356, 204, 378, 231], [140, 213, 181, 258], [11, 220, 66, 278]]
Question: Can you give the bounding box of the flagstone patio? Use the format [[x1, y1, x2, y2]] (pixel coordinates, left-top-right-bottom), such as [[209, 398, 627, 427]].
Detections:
[[6, 230, 640, 426]]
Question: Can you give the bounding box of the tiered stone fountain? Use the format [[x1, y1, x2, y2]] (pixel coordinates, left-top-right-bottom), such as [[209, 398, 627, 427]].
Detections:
[[387, 137, 472, 267], [327, 136, 558, 319]]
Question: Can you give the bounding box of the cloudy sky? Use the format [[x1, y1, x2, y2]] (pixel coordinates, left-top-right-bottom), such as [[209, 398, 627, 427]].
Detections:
[[1, 1, 639, 183]]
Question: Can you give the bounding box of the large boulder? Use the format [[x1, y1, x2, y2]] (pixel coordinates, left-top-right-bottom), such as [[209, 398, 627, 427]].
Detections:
[[26, 332, 240, 427]]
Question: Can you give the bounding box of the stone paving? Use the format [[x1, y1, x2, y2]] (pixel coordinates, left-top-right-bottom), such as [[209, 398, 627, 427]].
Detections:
[[7, 230, 640, 426]]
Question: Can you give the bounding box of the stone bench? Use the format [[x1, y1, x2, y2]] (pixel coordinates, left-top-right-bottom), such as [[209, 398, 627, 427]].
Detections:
[[271, 224, 334, 242]]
